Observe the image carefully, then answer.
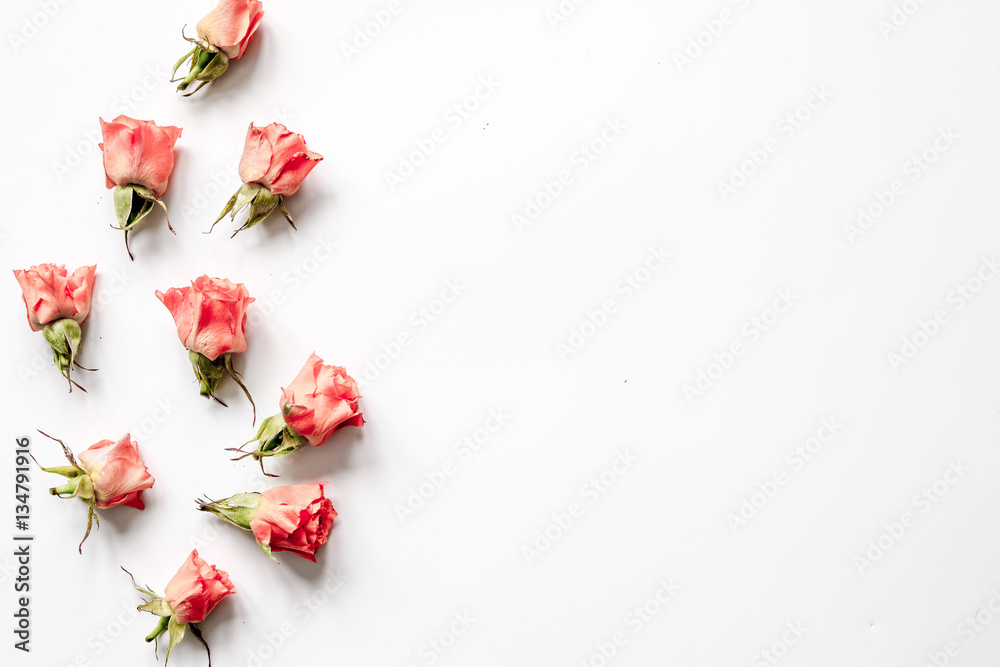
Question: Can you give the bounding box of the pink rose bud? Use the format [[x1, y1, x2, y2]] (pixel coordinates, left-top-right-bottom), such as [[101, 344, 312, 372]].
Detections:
[[125, 549, 235, 665], [155, 276, 256, 421], [13, 263, 97, 391], [173, 0, 264, 95], [210, 123, 323, 237], [33, 431, 154, 553], [99, 116, 183, 260], [198, 482, 337, 562], [229, 353, 362, 474]]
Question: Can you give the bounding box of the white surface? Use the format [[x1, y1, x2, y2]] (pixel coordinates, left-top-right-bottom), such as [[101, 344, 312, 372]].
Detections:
[[2, 1, 1000, 665]]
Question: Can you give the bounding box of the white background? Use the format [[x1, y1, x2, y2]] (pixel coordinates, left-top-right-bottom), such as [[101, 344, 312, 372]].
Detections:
[[2, 0, 1000, 665]]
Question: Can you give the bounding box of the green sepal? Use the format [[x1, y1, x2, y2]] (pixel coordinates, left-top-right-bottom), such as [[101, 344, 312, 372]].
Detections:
[[228, 413, 308, 477], [209, 183, 261, 233], [123, 566, 161, 599], [145, 615, 170, 643], [113, 185, 154, 231], [259, 538, 278, 563], [42, 318, 82, 381], [175, 45, 229, 96], [165, 616, 186, 665], [75, 475, 98, 553], [232, 183, 262, 217], [35, 432, 101, 552], [50, 473, 94, 502], [197, 492, 262, 531], [213, 191, 239, 226], [278, 196, 297, 229], [189, 350, 226, 400], [171, 46, 197, 81], [36, 464, 81, 478], [223, 352, 256, 425], [32, 430, 86, 479], [132, 185, 174, 233], [188, 622, 213, 664], [199, 50, 230, 81], [243, 188, 280, 231], [113, 184, 173, 260], [209, 183, 286, 237], [139, 599, 172, 617], [229, 413, 309, 463]]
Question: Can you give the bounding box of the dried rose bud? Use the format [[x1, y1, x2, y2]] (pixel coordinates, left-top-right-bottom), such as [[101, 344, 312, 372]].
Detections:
[[13, 264, 97, 391], [155, 276, 256, 422], [99, 116, 182, 259], [33, 431, 154, 552], [198, 482, 337, 562], [125, 549, 235, 665], [210, 123, 322, 237], [173, 0, 263, 96], [229, 353, 362, 474]]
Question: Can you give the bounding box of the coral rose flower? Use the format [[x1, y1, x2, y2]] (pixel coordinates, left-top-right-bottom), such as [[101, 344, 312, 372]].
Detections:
[[100, 116, 182, 197], [199, 483, 337, 562], [14, 263, 95, 332], [77, 435, 156, 510], [163, 550, 236, 624], [281, 353, 364, 447], [155, 276, 256, 418], [99, 115, 182, 259], [34, 431, 154, 552], [173, 0, 264, 95], [238, 123, 323, 197], [229, 353, 363, 473], [212, 122, 322, 236], [250, 483, 337, 562], [156, 276, 253, 361], [197, 0, 264, 59], [13, 264, 97, 390], [127, 549, 235, 664]]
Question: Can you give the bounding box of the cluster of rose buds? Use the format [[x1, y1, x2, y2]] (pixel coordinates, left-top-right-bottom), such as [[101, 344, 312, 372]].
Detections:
[[22, 1, 372, 665], [98, 117, 321, 259], [91, 1, 320, 259]]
